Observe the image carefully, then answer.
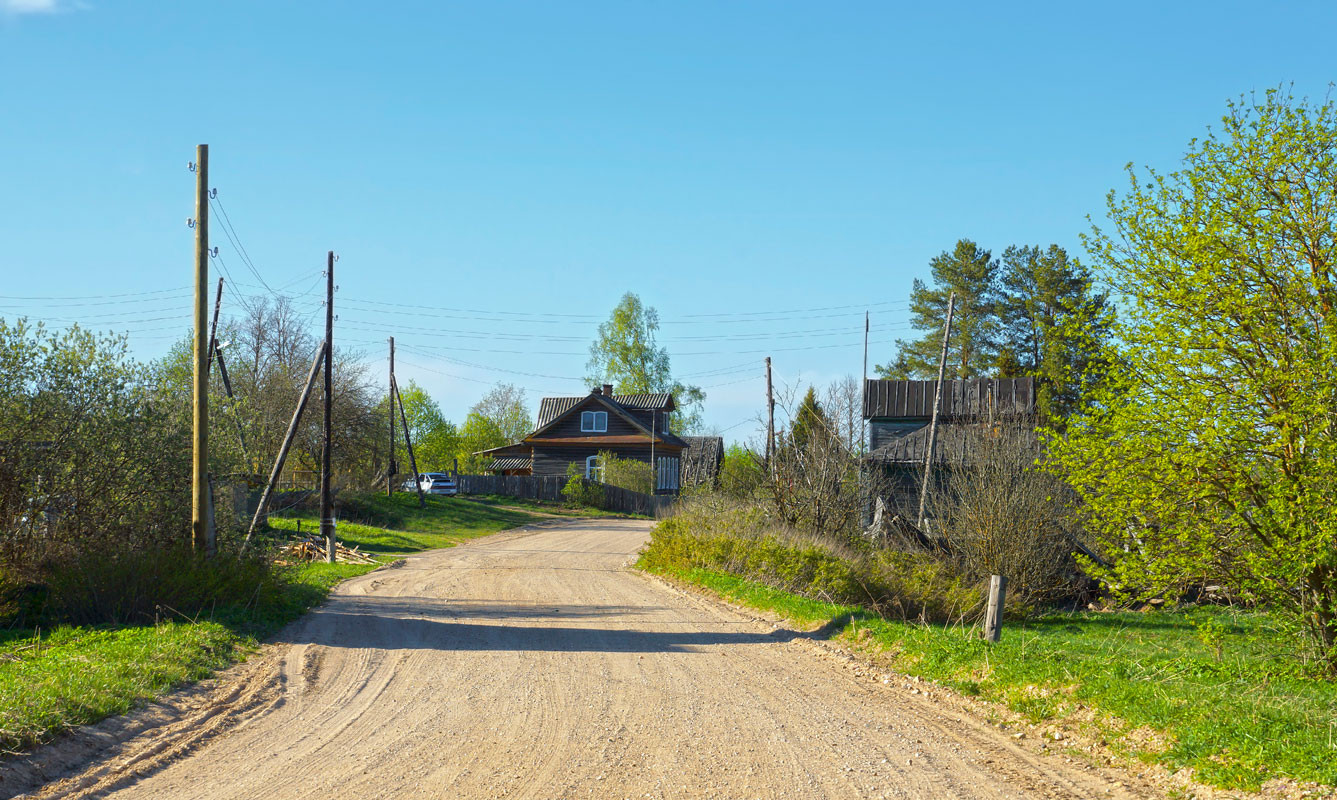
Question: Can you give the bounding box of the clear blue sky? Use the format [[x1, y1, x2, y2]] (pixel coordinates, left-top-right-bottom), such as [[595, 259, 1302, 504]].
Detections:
[[1, 1, 1333, 441]]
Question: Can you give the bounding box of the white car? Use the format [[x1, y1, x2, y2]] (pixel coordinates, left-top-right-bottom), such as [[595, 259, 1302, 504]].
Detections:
[[413, 472, 457, 496]]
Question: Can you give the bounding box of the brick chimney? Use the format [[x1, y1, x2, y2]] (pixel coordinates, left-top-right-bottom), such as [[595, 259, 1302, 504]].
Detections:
[[603, 383, 614, 398]]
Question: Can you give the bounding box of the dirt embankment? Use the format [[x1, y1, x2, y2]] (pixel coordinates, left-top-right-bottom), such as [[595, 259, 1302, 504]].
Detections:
[[7, 519, 1164, 799]]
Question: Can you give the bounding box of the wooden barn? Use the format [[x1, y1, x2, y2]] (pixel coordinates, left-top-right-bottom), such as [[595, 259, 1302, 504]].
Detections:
[[863, 377, 1037, 511], [680, 436, 724, 489], [479, 384, 688, 494]]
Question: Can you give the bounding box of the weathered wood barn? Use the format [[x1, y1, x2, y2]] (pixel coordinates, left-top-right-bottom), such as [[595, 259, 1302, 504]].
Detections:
[[680, 436, 724, 489], [863, 376, 1037, 510], [479, 384, 688, 494]]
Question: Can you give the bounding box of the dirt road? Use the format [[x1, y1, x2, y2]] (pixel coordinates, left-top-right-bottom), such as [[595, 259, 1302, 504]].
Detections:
[[17, 519, 1155, 799]]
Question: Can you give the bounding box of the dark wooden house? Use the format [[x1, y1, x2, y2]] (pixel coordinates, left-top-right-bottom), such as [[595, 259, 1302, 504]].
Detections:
[[479, 384, 688, 494], [863, 377, 1037, 509]]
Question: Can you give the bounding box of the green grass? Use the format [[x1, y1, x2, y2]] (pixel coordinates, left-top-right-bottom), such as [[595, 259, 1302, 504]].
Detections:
[[645, 563, 1337, 792], [0, 491, 549, 754], [264, 492, 547, 554]]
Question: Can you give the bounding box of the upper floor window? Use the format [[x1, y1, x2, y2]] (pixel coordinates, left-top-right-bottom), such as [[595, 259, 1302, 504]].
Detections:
[[661, 412, 671, 433], [581, 410, 608, 432]]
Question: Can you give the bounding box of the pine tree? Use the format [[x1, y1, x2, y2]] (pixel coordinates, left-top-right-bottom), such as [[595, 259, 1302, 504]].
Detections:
[[995, 244, 1113, 422], [790, 386, 830, 454], [875, 239, 999, 379]]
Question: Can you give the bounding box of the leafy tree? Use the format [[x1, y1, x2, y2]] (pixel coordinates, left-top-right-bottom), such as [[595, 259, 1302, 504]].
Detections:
[[455, 411, 507, 473], [1053, 90, 1337, 671], [876, 239, 999, 379], [393, 381, 458, 472], [470, 382, 531, 443], [586, 292, 705, 433], [718, 442, 765, 498], [995, 244, 1114, 422]]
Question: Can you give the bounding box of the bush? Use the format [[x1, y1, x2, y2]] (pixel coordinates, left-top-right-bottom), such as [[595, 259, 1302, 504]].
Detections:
[[642, 495, 981, 623], [598, 450, 652, 494], [562, 463, 606, 509]]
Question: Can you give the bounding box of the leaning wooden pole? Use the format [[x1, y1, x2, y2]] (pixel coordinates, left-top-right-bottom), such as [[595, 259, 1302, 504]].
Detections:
[[916, 292, 956, 531], [243, 342, 325, 547], [392, 376, 426, 508], [191, 144, 213, 554]]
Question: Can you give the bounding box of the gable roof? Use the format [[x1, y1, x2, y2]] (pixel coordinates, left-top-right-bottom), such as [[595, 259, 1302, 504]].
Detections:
[[527, 391, 688, 448], [536, 392, 675, 427], [863, 377, 1035, 421]]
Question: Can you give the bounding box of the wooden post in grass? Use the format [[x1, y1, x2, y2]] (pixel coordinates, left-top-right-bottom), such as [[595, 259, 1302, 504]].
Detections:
[[985, 574, 1007, 643]]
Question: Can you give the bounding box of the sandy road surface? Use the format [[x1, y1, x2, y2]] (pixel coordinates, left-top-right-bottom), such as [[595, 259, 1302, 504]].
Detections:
[[15, 519, 1156, 799]]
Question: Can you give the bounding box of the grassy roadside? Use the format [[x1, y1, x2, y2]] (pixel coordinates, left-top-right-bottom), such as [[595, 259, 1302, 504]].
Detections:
[[641, 562, 1337, 792], [0, 492, 548, 754]]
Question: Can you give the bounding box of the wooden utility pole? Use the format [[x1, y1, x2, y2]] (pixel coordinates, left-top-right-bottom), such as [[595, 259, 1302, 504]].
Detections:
[[191, 144, 214, 555], [392, 376, 426, 508], [243, 343, 325, 546], [320, 251, 336, 563], [387, 336, 396, 498], [765, 356, 775, 471], [916, 292, 956, 530]]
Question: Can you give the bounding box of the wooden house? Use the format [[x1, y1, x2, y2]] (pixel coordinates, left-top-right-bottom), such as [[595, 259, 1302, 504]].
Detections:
[[863, 377, 1037, 509], [479, 384, 688, 494]]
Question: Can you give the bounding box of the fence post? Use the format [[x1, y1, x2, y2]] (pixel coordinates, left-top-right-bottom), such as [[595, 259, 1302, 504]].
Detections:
[[984, 575, 1007, 643]]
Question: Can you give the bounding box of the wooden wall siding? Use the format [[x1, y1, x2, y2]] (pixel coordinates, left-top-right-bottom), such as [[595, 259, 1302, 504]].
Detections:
[[681, 436, 724, 487], [868, 423, 1039, 466], [456, 474, 675, 517], [531, 444, 676, 477], [862, 377, 1035, 421]]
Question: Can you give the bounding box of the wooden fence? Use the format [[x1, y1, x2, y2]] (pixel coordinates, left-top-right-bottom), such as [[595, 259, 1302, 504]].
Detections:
[[456, 474, 675, 518]]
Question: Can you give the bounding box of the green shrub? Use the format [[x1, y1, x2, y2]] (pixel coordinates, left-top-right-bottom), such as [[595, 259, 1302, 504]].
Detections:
[[562, 463, 606, 509], [641, 496, 981, 623]]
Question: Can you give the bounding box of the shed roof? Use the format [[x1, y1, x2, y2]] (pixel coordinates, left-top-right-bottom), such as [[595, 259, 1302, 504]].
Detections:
[[863, 377, 1035, 421], [487, 456, 533, 472]]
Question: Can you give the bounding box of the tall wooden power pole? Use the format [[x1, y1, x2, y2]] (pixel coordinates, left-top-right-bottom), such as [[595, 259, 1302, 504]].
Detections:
[[320, 251, 336, 563], [916, 292, 956, 531], [765, 356, 775, 471], [191, 144, 214, 555], [387, 336, 396, 498]]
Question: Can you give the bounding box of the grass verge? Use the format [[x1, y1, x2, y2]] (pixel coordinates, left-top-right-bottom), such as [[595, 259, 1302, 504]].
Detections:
[[642, 562, 1337, 792]]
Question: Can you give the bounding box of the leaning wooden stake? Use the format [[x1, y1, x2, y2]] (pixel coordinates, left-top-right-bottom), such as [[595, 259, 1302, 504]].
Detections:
[[916, 291, 956, 531], [243, 342, 326, 547], [392, 376, 426, 508], [984, 574, 1007, 643]]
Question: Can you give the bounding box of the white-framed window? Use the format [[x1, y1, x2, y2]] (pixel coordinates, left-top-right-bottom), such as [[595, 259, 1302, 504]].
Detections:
[[656, 456, 680, 491], [580, 410, 608, 432], [585, 454, 604, 482]]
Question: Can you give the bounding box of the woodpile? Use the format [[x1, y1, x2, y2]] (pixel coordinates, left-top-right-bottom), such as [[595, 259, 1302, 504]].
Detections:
[[277, 537, 379, 565]]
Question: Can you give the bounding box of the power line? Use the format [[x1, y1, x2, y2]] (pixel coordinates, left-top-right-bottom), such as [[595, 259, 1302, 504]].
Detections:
[[0, 286, 192, 302]]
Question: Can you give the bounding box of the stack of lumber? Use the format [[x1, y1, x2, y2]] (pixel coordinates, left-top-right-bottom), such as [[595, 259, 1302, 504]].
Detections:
[[278, 537, 379, 565]]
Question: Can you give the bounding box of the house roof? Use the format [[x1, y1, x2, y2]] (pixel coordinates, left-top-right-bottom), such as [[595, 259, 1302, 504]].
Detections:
[[863, 377, 1035, 421], [536, 392, 675, 427], [487, 456, 532, 472]]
